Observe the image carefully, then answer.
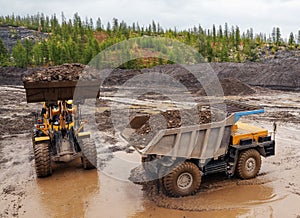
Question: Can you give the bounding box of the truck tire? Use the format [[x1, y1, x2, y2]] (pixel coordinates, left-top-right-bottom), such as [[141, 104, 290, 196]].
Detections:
[[34, 142, 52, 178], [236, 149, 261, 179], [163, 162, 201, 197], [81, 139, 97, 170]]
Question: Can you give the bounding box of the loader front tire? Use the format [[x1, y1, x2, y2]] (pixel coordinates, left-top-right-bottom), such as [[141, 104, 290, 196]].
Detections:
[[81, 139, 97, 170], [163, 162, 201, 197], [236, 149, 261, 179], [34, 142, 52, 178]]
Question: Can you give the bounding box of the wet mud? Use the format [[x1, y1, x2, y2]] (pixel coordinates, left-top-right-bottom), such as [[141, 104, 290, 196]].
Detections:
[[1, 72, 300, 217]]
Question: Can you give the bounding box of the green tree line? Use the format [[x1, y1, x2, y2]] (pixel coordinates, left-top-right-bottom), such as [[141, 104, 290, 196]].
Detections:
[[0, 13, 299, 68]]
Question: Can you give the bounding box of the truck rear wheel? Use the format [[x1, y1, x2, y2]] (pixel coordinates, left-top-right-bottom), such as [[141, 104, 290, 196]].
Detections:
[[34, 142, 52, 178], [81, 139, 97, 170], [236, 149, 261, 179], [163, 162, 201, 197]]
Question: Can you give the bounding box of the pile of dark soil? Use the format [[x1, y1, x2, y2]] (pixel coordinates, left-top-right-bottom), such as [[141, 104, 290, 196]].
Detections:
[[0, 86, 39, 136], [0, 114, 35, 136], [196, 77, 256, 96], [141, 64, 203, 93], [219, 78, 255, 96], [101, 64, 256, 96], [95, 110, 115, 133], [0, 67, 27, 86], [20, 63, 258, 96], [102, 68, 142, 86], [23, 63, 85, 82], [211, 53, 300, 91]]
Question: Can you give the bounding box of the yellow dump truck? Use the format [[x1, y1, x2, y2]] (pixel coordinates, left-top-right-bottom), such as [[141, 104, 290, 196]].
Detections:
[[124, 101, 276, 197]]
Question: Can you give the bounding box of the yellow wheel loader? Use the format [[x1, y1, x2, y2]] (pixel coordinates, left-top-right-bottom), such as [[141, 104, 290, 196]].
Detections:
[[24, 80, 98, 177]]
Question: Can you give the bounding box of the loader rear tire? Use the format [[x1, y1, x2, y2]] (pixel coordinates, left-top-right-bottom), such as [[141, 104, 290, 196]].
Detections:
[[81, 139, 97, 170], [163, 162, 201, 197], [236, 149, 261, 179], [34, 142, 52, 178]]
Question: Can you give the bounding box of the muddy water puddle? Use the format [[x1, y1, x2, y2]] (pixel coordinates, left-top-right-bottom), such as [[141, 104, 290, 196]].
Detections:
[[1, 135, 299, 217], [2, 87, 300, 217], [2, 126, 297, 217], [19, 151, 283, 218]]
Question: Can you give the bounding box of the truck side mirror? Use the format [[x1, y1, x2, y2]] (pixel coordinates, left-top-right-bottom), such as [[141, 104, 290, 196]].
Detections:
[[273, 122, 277, 133]]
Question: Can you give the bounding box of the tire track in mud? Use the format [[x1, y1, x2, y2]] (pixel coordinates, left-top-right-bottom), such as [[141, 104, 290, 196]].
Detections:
[[131, 167, 280, 212], [0, 135, 35, 217]]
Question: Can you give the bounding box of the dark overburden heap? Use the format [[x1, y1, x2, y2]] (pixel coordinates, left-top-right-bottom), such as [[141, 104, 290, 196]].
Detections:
[[23, 63, 84, 82]]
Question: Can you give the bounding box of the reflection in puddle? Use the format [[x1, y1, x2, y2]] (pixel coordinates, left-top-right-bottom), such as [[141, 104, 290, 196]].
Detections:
[[22, 155, 284, 218], [138, 175, 282, 213], [23, 159, 100, 218]]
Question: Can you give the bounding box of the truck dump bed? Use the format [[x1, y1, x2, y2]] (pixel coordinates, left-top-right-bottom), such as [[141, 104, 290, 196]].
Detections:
[[140, 114, 235, 163], [127, 101, 264, 165]]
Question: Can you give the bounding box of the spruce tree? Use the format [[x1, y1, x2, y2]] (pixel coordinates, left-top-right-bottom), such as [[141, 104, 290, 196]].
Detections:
[[96, 17, 102, 31], [276, 27, 281, 45], [288, 32, 295, 45], [33, 42, 43, 66], [0, 38, 9, 65], [272, 27, 276, 43], [12, 40, 27, 68]]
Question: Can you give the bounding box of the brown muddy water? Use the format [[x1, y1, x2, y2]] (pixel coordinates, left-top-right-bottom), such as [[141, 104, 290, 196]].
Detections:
[[1, 86, 300, 217], [1, 121, 300, 218]]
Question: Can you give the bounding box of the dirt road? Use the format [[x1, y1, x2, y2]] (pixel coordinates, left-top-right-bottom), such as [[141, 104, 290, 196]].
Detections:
[[1, 83, 300, 217]]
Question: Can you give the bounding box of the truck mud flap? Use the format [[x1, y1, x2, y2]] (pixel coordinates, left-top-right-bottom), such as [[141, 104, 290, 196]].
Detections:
[[263, 141, 275, 157]]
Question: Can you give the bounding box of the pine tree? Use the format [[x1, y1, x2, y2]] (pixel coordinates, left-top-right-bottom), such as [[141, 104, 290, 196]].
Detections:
[[218, 25, 223, 38], [235, 26, 241, 49], [249, 28, 254, 40], [224, 23, 228, 38], [41, 39, 49, 63], [33, 42, 43, 65], [106, 21, 111, 34], [0, 38, 9, 65], [132, 22, 136, 32], [276, 27, 281, 45], [212, 24, 216, 42], [24, 39, 33, 66], [96, 17, 102, 31], [152, 20, 157, 33], [12, 40, 27, 67], [288, 32, 295, 45], [113, 18, 119, 32], [272, 27, 276, 43]]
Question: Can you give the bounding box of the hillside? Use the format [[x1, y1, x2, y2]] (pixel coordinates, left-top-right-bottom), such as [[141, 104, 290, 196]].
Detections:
[[0, 13, 300, 68], [0, 25, 47, 52]]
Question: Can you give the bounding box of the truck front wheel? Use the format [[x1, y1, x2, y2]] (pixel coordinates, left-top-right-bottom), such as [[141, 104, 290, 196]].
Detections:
[[163, 162, 201, 197], [236, 149, 261, 179]]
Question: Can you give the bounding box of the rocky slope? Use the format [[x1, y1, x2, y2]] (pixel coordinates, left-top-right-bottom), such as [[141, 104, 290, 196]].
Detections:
[[0, 25, 47, 52]]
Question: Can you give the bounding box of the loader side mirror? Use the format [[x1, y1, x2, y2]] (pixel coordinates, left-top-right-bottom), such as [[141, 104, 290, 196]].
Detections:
[[34, 111, 39, 123]]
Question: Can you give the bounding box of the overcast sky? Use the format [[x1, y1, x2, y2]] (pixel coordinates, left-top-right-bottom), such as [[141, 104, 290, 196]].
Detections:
[[0, 0, 299, 39]]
